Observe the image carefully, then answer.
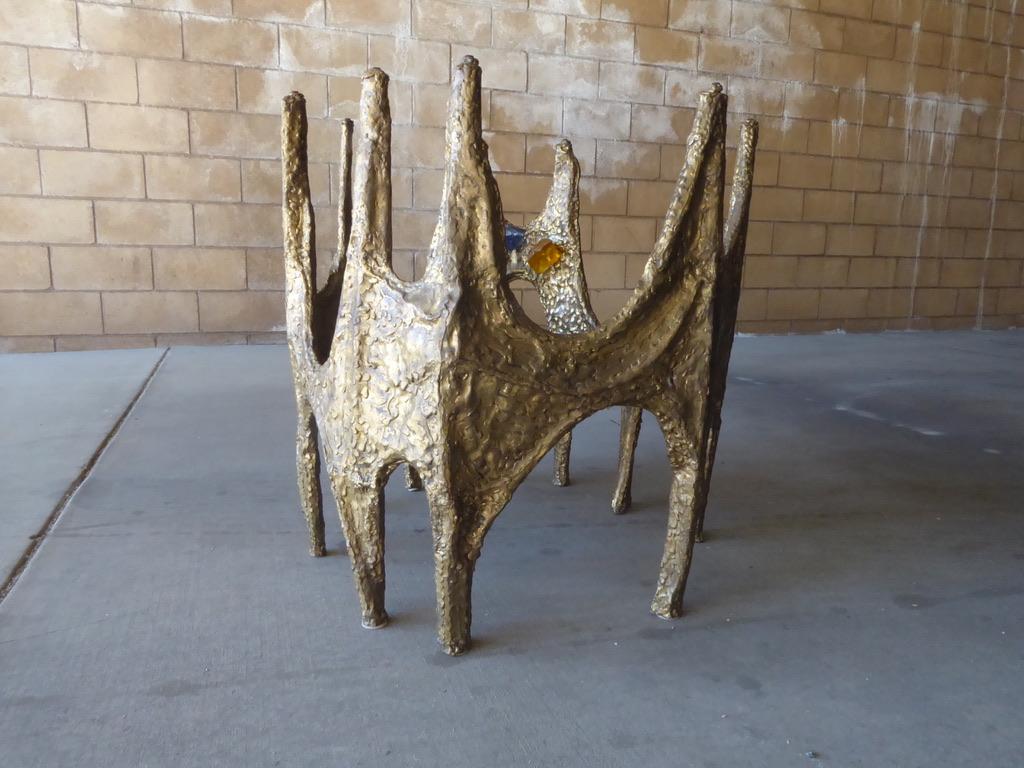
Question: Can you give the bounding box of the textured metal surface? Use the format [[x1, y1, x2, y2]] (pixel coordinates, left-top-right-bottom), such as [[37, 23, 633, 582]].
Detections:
[[504, 140, 644, 497], [283, 57, 758, 654]]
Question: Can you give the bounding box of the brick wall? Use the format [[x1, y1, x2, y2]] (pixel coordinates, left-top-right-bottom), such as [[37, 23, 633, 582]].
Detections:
[[1, 0, 1023, 352]]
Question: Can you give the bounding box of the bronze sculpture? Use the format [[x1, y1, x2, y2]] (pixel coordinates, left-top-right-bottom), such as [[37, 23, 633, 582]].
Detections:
[[283, 57, 757, 654]]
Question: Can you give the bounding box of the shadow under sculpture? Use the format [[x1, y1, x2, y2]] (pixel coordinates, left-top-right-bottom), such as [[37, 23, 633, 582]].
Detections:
[[283, 56, 758, 655]]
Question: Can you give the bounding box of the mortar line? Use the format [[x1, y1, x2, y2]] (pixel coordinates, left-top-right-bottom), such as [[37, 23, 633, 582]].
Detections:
[[0, 347, 171, 605]]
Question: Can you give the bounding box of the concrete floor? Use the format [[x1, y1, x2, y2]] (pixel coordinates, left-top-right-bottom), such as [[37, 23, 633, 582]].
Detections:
[[0, 331, 1021, 767]]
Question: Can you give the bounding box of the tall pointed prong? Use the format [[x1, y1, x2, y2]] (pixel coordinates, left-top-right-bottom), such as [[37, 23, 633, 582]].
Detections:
[[347, 69, 392, 275], [651, 445, 704, 619], [295, 395, 326, 556], [552, 432, 571, 487], [611, 406, 643, 514], [281, 91, 317, 374], [336, 117, 354, 270]]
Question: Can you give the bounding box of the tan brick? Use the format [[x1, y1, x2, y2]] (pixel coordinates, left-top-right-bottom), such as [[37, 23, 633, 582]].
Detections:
[[826, 224, 874, 256], [731, 1, 790, 44], [796, 255, 849, 287], [96, 201, 194, 246], [0, 147, 39, 195], [413, 0, 490, 45], [246, 248, 284, 289], [280, 25, 366, 76], [382, 126, 439, 172], [327, 0, 410, 34], [665, 68, 711, 105], [0, 0, 77, 47], [599, 62, 664, 105], [939, 259, 985, 288], [727, 77, 785, 117], [29, 50, 136, 104], [624, 180, 673, 217], [814, 51, 866, 89], [669, 0, 729, 35], [195, 203, 280, 246], [190, 112, 279, 159], [155, 332, 247, 347], [199, 290, 284, 331], [146, 156, 241, 202], [136, 0, 233, 13], [40, 150, 145, 199], [495, 173, 555, 212], [831, 159, 882, 192], [0, 292, 102, 336], [560, 99, 629, 140], [784, 83, 838, 121], [529, 54, 599, 99], [138, 60, 237, 110], [789, 10, 844, 51], [911, 287, 957, 316], [0, 336, 53, 352], [867, 288, 912, 318], [761, 45, 815, 82], [392, 210, 434, 251], [580, 253, 625, 288], [453, 46, 527, 92], [765, 289, 818, 320], [843, 19, 895, 58], [894, 257, 939, 288], [184, 16, 278, 68], [51, 247, 152, 290], [744, 256, 799, 288], [369, 37, 448, 84], [484, 132, 526, 173], [635, 27, 697, 68], [777, 154, 832, 190], [0, 196, 93, 244], [852, 194, 901, 226], [242, 160, 330, 205], [819, 288, 869, 318], [772, 223, 827, 255], [736, 287, 767, 321], [56, 335, 156, 352], [532, 0, 600, 17], [0, 45, 29, 96], [234, 0, 323, 23], [751, 188, 803, 222], [491, 92, 562, 134], [0, 96, 86, 148], [601, 0, 664, 24], [80, 5, 182, 59], [848, 257, 896, 287], [0, 246, 49, 290], [493, 10, 565, 54], [698, 36, 759, 77], [866, 59, 910, 95], [895, 27, 943, 66], [104, 292, 198, 334], [593, 216, 656, 252], [996, 287, 1024, 315], [153, 248, 246, 289], [88, 104, 189, 154], [589, 288, 635, 321], [566, 18, 634, 61], [596, 141, 660, 180]]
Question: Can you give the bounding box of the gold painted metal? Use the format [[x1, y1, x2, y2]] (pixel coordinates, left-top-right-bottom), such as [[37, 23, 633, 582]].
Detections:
[[507, 131, 752, 537], [504, 142, 645, 498], [283, 57, 758, 654]]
